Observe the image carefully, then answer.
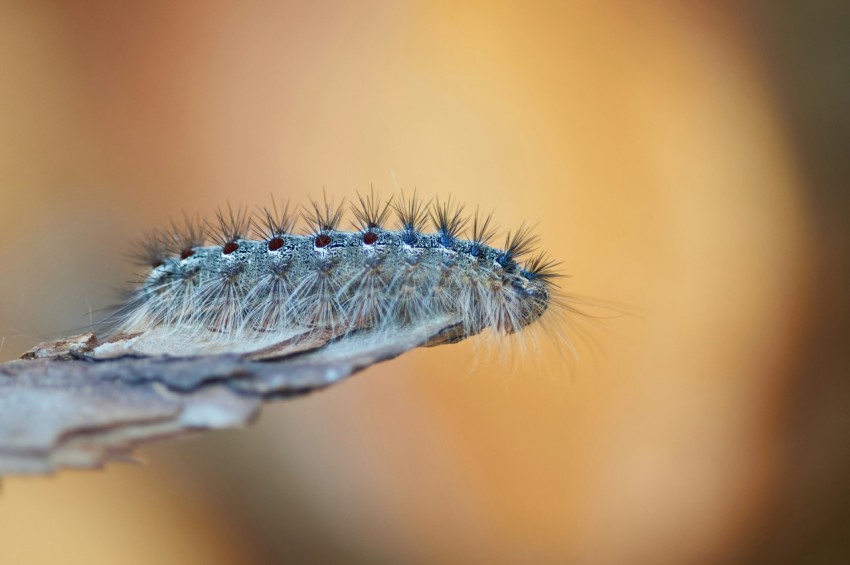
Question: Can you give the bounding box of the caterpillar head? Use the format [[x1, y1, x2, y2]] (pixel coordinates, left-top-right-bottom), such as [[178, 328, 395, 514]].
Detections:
[[507, 276, 550, 334]]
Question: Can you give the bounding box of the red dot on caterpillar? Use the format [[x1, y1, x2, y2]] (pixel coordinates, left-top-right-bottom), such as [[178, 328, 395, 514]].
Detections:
[[314, 234, 332, 248], [222, 242, 239, 255], [267, 237, 284, 251], [362, 232, 378, 245], [180, 249, 195, 260]]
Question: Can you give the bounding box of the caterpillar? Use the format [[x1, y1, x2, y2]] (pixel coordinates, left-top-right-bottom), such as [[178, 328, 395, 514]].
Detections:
[[103, 190, 570, 357]]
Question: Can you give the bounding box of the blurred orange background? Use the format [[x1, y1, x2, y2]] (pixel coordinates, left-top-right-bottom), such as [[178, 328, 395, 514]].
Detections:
[[0, 1, 847, 564]]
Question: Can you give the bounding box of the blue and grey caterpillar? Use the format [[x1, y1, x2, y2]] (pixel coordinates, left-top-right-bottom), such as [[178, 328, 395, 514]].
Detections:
[[110, 191, 564, 349]]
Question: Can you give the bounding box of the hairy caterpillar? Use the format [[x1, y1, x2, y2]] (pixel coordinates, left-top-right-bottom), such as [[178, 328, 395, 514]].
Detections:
[[103, 191, 570, 358]]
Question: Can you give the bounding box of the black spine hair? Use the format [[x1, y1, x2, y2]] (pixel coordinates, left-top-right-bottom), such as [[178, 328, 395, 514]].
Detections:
[[467, 207, 498, 257], [521, 251, 563, 283], [206, 203, 251, 247], [303, 190, 346, 235], [499, 222, 539, 267], [430, 196, 468, 247], [167, 214, 205, 259], [257, 196, 296, 239], [129, 231, 168, 268], [393, 189, 430, 244], [352, 186, 394, 231]]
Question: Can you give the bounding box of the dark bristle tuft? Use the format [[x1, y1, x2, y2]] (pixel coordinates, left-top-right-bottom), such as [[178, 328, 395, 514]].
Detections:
[[469, 207, 498, 246], [303, 191, 346, 234], [129, 231, 169, 268], [167, 214, 204, 258], [430, 196, 468, 245], [352, 186, 393, 231], [393, 189, 430, 233], [522, 251, 563, 283], [502, 222, 540, 261], [207, 204, 251, 247], [258, 196, 296, 240]]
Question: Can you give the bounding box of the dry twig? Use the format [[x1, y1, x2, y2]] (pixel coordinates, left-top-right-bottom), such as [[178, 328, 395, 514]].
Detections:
[[0, 318, 465, 475]]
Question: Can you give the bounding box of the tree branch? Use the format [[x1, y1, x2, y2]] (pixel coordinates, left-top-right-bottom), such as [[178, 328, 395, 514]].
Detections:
[[0, 318, 464, 475]]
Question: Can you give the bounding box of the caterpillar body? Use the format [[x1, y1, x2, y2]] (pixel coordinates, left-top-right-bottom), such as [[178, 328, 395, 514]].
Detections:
[[106, 192, 567, 357]]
